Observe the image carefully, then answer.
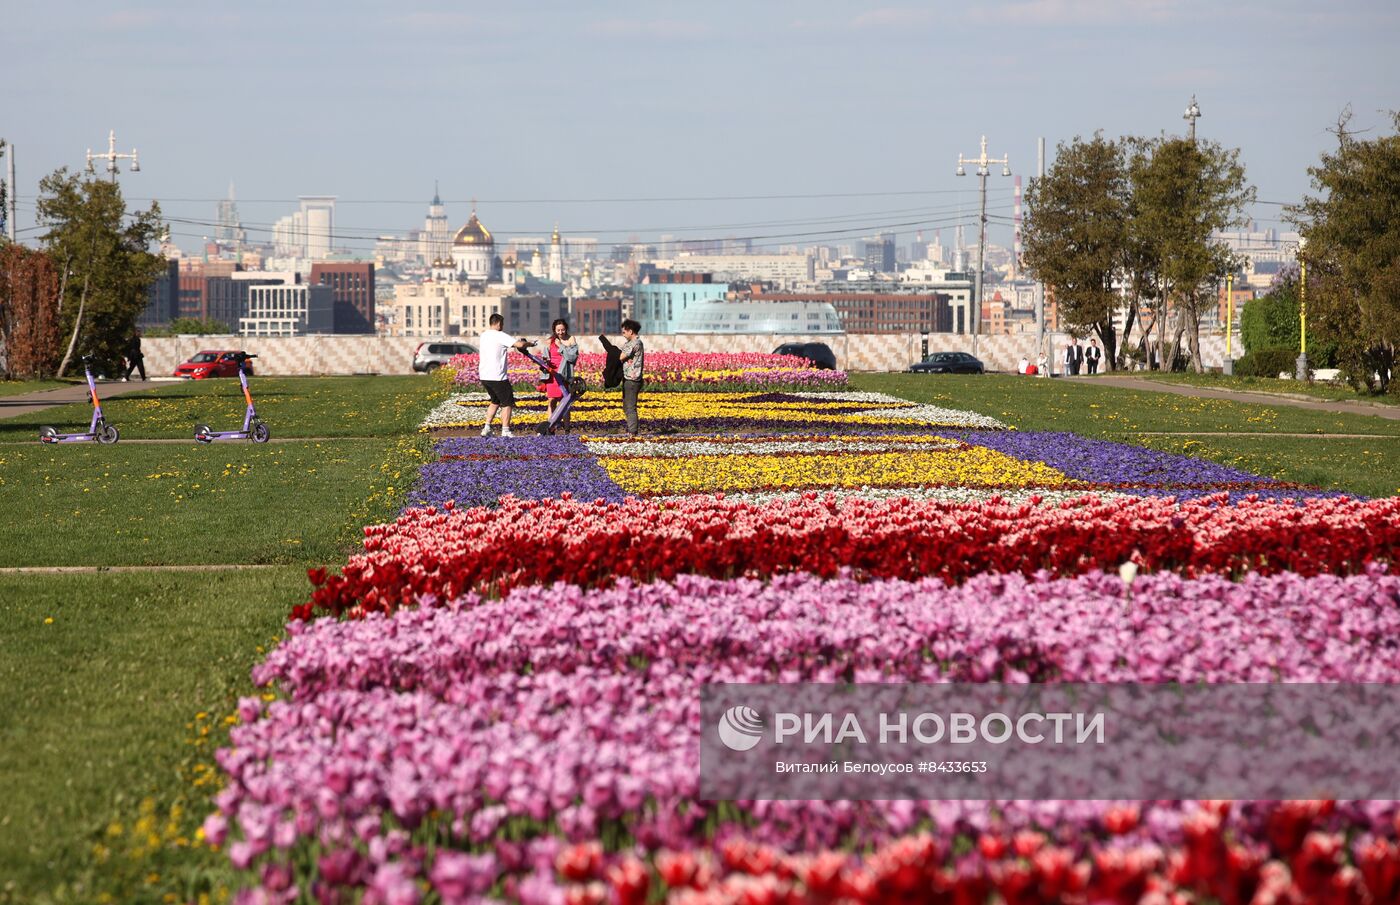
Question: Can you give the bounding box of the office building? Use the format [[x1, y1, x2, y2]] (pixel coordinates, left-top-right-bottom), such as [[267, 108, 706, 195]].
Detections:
[[309, 262, 376, 333], [632, 271, 729, 334]]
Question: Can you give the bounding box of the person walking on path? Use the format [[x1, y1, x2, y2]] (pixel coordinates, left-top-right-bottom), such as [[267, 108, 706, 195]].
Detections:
[[1064, 339, 1083, 376], [122, 329, 147, 381], [617, 319, 645, 437], [1085, 338, 1102, 375], [543, 318, 580, 432], [478, 313, 533, 438]]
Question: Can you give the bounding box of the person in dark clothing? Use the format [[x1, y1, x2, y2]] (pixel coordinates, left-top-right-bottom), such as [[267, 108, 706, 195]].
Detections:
[[599, 334, 623, 388], [123, 329, 146, 381], [1085, 338, 1102, 375]]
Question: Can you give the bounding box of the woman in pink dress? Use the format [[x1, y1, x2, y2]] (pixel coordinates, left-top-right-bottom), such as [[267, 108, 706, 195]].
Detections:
[[542, 318, 580, 431]]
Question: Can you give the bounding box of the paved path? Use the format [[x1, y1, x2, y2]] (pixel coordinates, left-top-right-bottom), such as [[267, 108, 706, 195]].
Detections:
[[1082, 375, 1400, 421], [0, 381, 155, 420]]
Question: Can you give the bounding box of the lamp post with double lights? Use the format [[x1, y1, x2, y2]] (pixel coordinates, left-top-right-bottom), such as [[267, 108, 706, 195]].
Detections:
[[956, 135, 1010, 345], [86, 130, 140, 182], [1223, 271, 1235, 375]]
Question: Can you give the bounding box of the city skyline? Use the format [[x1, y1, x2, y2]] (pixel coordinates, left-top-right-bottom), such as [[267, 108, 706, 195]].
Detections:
[[4, 0, 1397, 256]]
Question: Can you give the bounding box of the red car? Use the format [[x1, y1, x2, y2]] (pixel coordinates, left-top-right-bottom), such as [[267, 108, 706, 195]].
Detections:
[[173, 350, 256, 379]]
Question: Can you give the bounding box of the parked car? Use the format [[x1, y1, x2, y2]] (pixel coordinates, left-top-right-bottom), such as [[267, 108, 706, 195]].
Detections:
[[910, 351, 985, 374], [173, 350, 255, 379], [413, 341, 477, 373], [772, 341, 838, 370]]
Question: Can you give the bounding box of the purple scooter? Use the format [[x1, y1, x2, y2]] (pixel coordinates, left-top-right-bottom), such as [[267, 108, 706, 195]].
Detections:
[[39, 356, 120, 444], [519, 344, 584, 436], [194, 353, 270, 443]]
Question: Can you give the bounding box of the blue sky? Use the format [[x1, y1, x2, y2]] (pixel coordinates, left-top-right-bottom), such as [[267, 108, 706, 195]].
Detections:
[[4, 0, 1397, 256]]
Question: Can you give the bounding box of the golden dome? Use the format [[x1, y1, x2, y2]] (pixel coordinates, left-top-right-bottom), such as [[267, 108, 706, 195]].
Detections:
[[453, 212, 493, 247]]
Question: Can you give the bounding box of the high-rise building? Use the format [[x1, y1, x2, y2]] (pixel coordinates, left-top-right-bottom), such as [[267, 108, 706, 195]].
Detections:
[[419, 184, 451, 265], [864, 233, 896, 273], [300, 196, 336, 259], [309, 262, 376, 333], [215, 183, 245, 250]]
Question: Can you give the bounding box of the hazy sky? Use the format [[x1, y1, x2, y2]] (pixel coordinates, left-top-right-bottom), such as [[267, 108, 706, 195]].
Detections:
[[4, 0, 1397, 256]]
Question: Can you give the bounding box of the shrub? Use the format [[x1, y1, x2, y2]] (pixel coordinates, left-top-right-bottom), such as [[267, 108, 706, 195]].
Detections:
[[1235, 348, 1300, 379]]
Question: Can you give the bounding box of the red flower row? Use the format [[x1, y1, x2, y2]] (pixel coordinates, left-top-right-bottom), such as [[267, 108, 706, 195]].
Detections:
[[550, 801, 1397, 905], [300, 493, 1400, 619]]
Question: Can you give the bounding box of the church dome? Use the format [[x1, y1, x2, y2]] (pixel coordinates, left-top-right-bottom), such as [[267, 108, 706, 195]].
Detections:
[[453, 212, 493, 247]]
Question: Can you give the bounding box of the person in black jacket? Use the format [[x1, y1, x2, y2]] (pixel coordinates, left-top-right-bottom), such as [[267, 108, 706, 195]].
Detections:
[[599, 334, 623, 388], [123, 329, 146, 381]]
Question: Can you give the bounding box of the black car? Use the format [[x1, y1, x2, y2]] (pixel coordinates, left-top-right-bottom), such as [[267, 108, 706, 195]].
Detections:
[[773, 342, 838, 370], [910, 351, 985, 374]]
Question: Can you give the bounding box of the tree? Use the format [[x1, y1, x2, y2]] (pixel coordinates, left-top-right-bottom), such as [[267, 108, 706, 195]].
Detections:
[[1289, 110, 1400, 393], [0, 244, 65, 378], [35, 168, 164, 376], [1132, 137, 1254, 372], [1022, 133, 1130, 368], [147, 317, 230, 336]]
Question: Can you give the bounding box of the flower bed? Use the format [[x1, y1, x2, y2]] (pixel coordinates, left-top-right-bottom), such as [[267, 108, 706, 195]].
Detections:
[[220, 568, 1400, 901], [420, 390, 1008, 433], [213, 389, 1400, 904], [446, 350, 850, 392], [300, 493, 1400, 619]]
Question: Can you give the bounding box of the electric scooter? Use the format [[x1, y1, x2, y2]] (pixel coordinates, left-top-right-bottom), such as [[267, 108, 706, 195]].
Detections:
[[519, 344, 584, 436], [39, 356, 120, 444], [194, 353, 270, 443]]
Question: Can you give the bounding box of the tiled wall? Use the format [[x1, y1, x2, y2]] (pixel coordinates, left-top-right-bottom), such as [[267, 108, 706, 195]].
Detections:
[[143, 332, 1231, 377]]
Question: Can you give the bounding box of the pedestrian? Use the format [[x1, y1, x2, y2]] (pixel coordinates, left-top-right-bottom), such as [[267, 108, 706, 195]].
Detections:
[[543, 318, 580, 432], [478, 312, 533, 438], [1018, 355, 1030, 375], [1085, 338, 1102, 375], [1037, 349, 1050, 378], [122, 328, 147, 382], [617, 318, 644, 437], [1064, 339, 1083, 376]]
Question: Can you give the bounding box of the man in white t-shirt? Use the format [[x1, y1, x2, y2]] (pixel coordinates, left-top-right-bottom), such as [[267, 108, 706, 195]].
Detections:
[[477, 313, 533, 437]]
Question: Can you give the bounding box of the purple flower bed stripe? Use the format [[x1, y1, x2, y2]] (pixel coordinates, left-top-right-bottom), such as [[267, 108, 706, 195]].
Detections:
[[410, 436, 626, 510], [946, 430, 1350, 500]]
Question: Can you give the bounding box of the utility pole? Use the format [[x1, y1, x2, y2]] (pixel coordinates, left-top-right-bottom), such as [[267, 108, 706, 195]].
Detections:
[[956, 135, 1010, 344], [1035, 136, 1045, 361], [5, 142, 15, 242], [1183, 95, 1201, 144], [86, 129, 140, 182]]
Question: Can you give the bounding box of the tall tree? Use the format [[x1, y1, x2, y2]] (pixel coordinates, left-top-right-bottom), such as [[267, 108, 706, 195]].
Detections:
[[1289, 110, 1400, 393], [35, 168, 164, 376], [0, 244, 65, 378], [1022, 133, 1130, 368], [1132, 137, 1254, 372]]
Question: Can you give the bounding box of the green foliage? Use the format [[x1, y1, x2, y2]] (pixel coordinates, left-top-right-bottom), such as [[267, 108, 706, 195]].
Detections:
[[1240, 275, 1302, 354], [147, 317, 231, 336], [35, 169, 165, 375], [1234, 348, 1299, 379], [1023, 133, 1129, 365], [1290, 110, 1400, 392]]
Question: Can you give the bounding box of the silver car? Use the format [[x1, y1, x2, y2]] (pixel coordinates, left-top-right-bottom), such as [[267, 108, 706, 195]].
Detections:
[[412, 341, 477, 373]]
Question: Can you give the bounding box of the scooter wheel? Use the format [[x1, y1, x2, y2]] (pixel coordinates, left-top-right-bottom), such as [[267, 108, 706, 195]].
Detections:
[[251, 422, 271, 444], [98, 424, 120, 445], [39, 426, 58, 442], [194, 423, 213, 443]]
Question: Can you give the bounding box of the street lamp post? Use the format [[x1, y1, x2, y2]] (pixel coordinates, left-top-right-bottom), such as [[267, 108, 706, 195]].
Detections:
[[85, 129, 140, 182], [956, 136, 1010, 346], [1223, 272, 1235, 375], [1296, 237, 1309, 381], [1183, 95, 1202, 144]]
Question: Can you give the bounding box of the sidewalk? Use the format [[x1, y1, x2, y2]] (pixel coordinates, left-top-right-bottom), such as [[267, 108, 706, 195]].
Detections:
[[0, 381, 156, 420], [1082, 375, 1400, 422]]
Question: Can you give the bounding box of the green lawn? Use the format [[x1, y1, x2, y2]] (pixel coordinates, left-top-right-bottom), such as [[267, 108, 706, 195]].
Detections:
[[1135, 434, 1400, 499], [1121, 370, 1400, 406], [0, 440, 421, 567], [0, 376, 441, 904], [0, 375, 438, 443], [0, 379, 75, 397], [0, 569, 302, 903], [854, 373, 1400, 438]]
